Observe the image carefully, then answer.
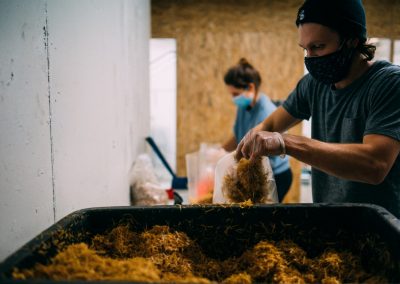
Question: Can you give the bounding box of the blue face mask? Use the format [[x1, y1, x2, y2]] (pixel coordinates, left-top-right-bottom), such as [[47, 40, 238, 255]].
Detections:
[[233, 93, 253, 108]]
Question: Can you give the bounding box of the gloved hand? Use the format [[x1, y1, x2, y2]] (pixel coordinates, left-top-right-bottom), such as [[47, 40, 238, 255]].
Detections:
[[235, 130, 286, 161]]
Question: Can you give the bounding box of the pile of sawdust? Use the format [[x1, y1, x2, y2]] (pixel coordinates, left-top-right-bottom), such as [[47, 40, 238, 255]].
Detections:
[[13, 224, 392, 283]]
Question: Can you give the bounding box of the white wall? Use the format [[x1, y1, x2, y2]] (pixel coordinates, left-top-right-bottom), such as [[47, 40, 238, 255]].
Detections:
[[149, 39, 176, 185], [0, 0, 55, 263], [0, 0, 150, 262]]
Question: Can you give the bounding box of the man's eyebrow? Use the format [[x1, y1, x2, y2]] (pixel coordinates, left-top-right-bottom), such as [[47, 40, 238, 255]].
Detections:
[[299, 41, 324, 48]]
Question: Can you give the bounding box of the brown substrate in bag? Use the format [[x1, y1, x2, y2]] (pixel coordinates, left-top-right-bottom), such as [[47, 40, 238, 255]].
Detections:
[[13, 224, 396, 283], [222, 157, 272, 203], [192, 192, 214, 204]]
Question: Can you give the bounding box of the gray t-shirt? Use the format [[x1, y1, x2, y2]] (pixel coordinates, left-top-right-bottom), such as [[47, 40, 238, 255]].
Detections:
[[283, 60, 400, 218]]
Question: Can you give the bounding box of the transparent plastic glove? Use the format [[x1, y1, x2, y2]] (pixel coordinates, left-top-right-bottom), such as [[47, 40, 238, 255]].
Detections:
[[235, 130, 286, 161]]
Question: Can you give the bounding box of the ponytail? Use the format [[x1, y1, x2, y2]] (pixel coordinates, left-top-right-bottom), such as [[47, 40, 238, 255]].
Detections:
[[224, 58, 262, 90]]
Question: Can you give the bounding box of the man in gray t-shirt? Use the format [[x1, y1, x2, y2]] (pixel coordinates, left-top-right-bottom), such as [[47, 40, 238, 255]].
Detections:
[[283, 61, 400, 217], [235, 0, 400, 218]]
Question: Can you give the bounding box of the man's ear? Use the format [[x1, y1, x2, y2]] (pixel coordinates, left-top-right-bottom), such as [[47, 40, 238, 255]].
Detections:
[[347, 38, 359, 48]]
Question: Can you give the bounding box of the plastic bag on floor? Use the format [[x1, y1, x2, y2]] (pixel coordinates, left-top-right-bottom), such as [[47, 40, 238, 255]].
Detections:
[[129, 154, 169, 205]]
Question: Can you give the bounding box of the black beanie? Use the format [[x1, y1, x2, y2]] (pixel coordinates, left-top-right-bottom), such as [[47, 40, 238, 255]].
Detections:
[[296, 0, 367, 41]]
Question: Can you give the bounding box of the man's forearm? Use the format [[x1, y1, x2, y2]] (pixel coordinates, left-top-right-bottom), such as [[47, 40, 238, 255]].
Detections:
[[283, 134, 388, 184]]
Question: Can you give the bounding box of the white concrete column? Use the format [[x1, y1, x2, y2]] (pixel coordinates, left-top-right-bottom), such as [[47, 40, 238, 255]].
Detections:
[[0, 0, 150, 261], [0, 0, 54, 263], [47, 0, 150, 220]]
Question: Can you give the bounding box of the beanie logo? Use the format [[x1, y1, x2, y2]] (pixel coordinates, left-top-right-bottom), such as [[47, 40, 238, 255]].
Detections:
[[299, 10, 305, 21]]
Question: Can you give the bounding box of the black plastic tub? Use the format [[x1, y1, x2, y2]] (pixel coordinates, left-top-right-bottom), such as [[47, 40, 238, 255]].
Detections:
[[1, 203, 400, 283]]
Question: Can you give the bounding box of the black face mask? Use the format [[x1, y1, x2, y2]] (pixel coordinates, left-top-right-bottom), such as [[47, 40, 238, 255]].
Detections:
[[304, 42, 355, 85]]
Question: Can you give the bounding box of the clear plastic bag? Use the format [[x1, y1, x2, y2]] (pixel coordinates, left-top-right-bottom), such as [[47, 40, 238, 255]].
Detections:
[[129, 154, 169, 205], [185, 143, 227, 203], [213, 152, 278, 204]]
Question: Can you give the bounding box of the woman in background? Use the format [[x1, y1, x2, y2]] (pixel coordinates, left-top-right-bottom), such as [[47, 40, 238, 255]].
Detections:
[[222, 58, 293, 202]]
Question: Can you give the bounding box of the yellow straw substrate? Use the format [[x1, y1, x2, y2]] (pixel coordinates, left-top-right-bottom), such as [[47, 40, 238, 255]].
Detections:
[[221, 272, 252, 284], [13, 243, 161, 282], [13, 224, 391, 283]]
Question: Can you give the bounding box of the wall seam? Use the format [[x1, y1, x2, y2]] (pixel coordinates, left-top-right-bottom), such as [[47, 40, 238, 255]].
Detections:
[[44, 1, 56, 223]]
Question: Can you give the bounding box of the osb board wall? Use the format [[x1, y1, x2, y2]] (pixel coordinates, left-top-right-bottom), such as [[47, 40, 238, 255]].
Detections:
[[152, 0, 400, 203], [365, 0, 400, 38]]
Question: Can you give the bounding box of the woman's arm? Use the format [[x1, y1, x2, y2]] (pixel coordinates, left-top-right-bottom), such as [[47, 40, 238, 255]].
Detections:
[[223, 135, 237, 152]]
